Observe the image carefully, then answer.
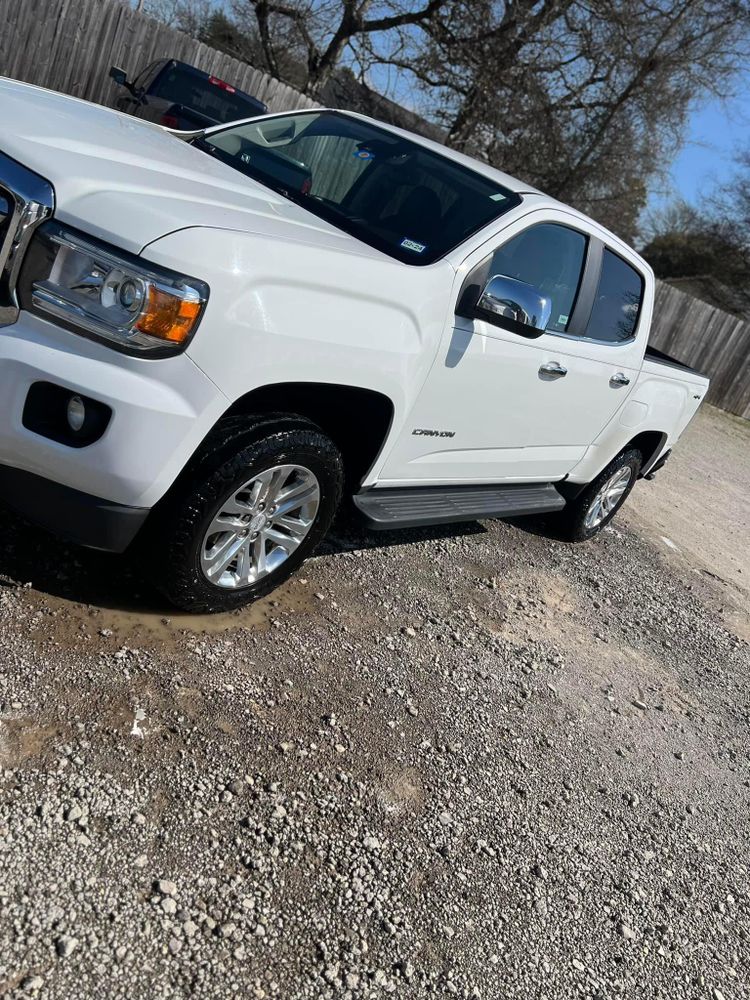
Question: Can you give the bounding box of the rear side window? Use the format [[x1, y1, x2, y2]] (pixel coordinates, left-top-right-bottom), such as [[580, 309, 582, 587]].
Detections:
[[587, 249, 644, 343], [488, 223, 587, 333], [150, 66, 262, 123]]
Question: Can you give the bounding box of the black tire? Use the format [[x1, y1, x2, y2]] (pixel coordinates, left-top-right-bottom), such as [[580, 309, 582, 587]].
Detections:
[[146, 414, 344, 612], [560, 448, 642, 542]]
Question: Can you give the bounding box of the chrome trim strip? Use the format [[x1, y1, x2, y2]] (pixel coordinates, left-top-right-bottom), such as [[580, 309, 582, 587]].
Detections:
[[0, 151, 55, 327], [545, 328, 637, 348]]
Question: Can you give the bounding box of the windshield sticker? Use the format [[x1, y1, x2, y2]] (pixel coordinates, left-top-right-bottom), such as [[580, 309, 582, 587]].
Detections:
[[558, 314, 569, 325], [401, 238, 427, 253], [353, 148, 375, 160]]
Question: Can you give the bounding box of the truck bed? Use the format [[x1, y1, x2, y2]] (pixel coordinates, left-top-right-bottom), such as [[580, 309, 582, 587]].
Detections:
[[635, 348, 710, 450], [644, 345, 704, 379]]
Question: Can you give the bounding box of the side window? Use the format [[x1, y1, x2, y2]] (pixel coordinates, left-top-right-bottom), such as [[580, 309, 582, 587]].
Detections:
[[488, 223, 587, 334], [586, 249, 644, 343]]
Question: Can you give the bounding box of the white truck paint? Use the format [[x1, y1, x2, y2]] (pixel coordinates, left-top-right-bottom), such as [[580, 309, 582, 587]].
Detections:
[[0, 78, 708, 610]]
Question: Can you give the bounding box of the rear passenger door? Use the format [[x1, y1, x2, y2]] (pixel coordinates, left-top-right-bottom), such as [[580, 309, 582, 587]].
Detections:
[[379, 213, 646, 485]]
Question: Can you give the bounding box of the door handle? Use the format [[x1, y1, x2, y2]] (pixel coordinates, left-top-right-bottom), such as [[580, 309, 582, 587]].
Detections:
[[539, 362, 568, 379], [610, 372, 631, 387]]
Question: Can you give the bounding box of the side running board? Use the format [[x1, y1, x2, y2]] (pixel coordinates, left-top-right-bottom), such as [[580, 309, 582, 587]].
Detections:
[[353, 483, 565, 531]]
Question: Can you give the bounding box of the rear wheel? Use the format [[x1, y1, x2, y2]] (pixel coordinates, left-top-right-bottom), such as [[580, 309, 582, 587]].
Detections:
[[148, 415, 343, 612], [561, 448, 641, 541]]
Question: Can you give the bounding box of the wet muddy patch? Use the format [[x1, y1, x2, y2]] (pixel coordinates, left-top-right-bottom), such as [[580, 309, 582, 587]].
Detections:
[[17, 576, 317, 653]]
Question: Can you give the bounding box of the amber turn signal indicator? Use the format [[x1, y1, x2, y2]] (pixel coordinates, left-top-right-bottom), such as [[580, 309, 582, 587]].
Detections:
[[135, 286, 203, 344]]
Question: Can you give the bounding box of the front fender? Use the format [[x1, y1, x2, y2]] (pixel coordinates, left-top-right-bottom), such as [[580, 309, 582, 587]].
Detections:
[[143, 225, 453, 450]]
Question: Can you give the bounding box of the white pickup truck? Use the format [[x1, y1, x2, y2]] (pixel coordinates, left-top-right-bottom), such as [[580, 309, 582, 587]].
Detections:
[[0, 78, 708, 611]]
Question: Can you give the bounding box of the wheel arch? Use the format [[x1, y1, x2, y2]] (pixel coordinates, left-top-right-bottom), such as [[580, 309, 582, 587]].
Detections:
[[587, 430, 668, 483], [219, 382, 395, 490], [559, 429, 668, 501], [626, 430, 668, 477]]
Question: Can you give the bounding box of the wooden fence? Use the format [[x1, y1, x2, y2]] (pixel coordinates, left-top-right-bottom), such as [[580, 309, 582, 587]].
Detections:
[[1, 0, 748, 418], [650, 282, 750, 419], [0, 0, 319, 114]]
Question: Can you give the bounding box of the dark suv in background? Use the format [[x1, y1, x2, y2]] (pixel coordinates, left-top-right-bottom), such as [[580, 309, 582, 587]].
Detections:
[[110, 58, 267, 130]]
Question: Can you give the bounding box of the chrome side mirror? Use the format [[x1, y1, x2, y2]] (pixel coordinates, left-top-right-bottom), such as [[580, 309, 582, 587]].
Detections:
[[475, 274, 551, 337]]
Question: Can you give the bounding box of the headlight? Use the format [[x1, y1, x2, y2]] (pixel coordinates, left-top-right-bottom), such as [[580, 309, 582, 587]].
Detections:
[[18, 222, 208, 354]]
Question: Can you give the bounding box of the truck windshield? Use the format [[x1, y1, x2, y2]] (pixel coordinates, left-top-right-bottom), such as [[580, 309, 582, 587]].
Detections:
[[195, 111, 519, 265]]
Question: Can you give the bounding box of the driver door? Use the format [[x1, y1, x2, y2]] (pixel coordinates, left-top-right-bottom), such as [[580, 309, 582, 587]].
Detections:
[[378, 213, 642, 485]]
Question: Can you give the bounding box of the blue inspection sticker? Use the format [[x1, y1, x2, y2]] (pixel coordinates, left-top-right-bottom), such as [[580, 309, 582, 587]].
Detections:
[[353, 148, 374, 160], [401, 238, 427, 253]]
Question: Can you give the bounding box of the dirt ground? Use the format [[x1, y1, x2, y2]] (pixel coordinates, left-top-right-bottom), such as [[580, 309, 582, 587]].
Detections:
[[0, 405, 748, 999], [623, 405, 750, 640]]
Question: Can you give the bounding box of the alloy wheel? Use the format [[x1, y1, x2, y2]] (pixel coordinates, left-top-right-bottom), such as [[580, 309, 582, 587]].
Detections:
[[584, 465, 633, 531], [200, 464, 320, 589]]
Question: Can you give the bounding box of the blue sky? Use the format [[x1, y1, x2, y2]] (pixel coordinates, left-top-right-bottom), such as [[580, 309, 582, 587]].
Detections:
[[648, 92, 750, 211]]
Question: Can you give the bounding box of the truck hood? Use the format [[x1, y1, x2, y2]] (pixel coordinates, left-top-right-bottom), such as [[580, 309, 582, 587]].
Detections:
[[0, 78, 378, 258]]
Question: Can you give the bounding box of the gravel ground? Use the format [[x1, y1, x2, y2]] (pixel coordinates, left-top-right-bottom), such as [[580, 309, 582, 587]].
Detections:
[[0, 407, 748, 1000]]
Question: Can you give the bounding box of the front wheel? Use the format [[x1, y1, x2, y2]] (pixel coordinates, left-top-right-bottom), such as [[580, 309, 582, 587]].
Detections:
[[560, 448, 641, 542], [149, 416, 344, 612]]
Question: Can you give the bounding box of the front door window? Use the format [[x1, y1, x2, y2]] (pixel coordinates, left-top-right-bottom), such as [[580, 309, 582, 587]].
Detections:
[[487, 223, 587, 334]]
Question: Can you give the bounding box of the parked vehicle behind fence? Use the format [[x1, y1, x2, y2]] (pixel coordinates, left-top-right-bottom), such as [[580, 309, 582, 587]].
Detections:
[[110, 58, 267, 130], [0, 79, 709, 612]]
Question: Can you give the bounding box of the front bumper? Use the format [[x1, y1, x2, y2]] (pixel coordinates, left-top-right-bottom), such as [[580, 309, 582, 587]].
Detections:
[[0, 464, 148, 552], [0, 311, 228, 540]]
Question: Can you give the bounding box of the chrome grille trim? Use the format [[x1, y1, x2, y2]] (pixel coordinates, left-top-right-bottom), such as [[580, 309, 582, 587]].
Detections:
[[0, 151, 54, 327]]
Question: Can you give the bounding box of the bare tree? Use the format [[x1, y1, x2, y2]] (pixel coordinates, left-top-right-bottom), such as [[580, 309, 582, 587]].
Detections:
[[641, 194, 750, 315], [141, 0, 749, 241], [711, 150, 750, 246], [390, 0, 750, 239], [232, 0, 450, 97]]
